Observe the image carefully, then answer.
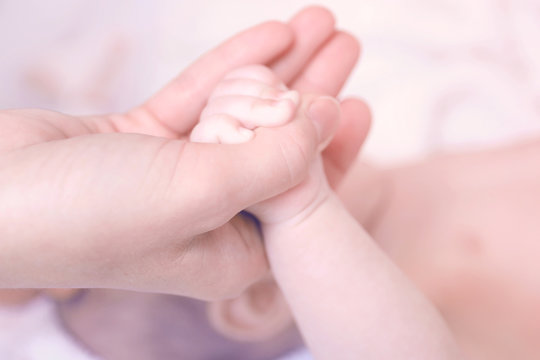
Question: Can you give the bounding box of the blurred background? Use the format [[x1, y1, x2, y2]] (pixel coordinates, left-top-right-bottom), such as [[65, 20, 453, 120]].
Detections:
[[1, 0, 539, 164], [1, 0, 539, 358]]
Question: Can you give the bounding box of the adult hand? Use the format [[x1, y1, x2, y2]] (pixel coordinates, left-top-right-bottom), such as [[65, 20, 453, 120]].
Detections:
[[0, 6, 370, 300]]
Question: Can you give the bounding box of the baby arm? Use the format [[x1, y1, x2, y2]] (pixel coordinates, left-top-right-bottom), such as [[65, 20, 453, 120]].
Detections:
[[191, 66, 461, 359]]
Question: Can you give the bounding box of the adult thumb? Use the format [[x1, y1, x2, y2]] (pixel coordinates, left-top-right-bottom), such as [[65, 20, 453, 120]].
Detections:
[[174, 95, 341, 225]]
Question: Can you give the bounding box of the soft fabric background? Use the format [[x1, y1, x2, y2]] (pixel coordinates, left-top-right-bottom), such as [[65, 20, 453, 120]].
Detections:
[[1, 0, 539, 358]]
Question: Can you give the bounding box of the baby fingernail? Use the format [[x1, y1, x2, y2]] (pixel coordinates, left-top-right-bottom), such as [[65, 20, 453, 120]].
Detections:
[[278, 90, 300, 105], [238, 127, 254, 140]]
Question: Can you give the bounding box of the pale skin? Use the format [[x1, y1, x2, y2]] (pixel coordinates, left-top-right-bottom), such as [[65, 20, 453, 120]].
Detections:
[[18, 6, 536, 358], [15, 6, 532, 357], [0, 6, 370, 302], [339, 141, 540, 360], [4, 6, 528, 359], [191, 65, 461, 360], [54, 146, 540, 360]]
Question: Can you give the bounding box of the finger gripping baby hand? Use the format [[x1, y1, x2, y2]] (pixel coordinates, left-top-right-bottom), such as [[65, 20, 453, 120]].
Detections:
[[190, 65, 299, 144]]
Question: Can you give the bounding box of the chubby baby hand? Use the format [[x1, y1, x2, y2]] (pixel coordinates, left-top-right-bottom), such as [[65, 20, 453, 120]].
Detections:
[[190, 65, 337, 225], [191, 65, 300, 144]]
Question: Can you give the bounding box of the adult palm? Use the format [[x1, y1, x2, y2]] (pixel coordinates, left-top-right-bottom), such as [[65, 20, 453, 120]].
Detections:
[[0, 7, 370, 300]]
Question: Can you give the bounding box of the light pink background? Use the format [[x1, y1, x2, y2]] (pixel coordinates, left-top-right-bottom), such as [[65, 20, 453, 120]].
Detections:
[[1, 0, 539, 164]]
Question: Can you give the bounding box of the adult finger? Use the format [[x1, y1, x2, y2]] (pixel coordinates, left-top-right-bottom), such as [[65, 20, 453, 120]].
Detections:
[[270, 6, 336, 84], [158, 215, 270, 300], [323, 98, 372, 188], [124, 21, 293, 136], [282, 29, 366, 188], [174, 95, 339, 228], [291, 31, 360, 96]]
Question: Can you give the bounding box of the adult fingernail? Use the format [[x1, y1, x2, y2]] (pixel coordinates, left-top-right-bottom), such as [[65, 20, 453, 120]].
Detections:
[[306, 96, 341, 146]]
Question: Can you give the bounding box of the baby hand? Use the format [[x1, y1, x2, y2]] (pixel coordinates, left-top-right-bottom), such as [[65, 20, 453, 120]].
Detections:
[[191, 65, 300, 144], [190, 65, 339, 225]]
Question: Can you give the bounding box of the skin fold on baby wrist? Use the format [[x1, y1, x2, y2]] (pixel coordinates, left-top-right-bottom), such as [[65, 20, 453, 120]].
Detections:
[[260, 190, 338, 236]]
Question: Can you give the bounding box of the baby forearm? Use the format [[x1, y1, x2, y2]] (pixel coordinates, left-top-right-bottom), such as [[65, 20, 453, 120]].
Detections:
[[263, 193, 461, 360]]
